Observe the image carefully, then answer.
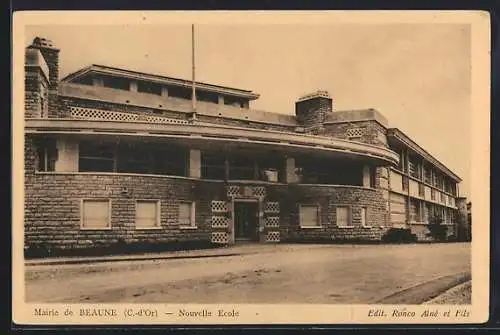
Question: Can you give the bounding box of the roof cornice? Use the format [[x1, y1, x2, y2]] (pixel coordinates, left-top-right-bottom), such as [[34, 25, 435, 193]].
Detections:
[[61, 64, 260, 100]]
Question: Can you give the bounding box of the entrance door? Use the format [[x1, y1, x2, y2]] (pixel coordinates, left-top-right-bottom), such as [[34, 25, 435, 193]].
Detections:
[[233, 202, 259, 242]]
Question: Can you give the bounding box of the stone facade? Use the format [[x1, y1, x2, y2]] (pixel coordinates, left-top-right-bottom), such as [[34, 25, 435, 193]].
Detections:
[[323, 120, 388, 147], [22, 36, 464, 254]]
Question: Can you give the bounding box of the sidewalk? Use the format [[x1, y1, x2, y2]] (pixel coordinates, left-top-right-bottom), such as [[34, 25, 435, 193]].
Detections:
[[24, 243, 328, 267]]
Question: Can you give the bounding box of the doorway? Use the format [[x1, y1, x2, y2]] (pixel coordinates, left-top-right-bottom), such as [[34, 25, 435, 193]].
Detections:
[[233, 201, 259, 242]]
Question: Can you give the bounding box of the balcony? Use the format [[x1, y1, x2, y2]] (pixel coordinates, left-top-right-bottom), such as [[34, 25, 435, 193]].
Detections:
[[25, 117, 400, 166]]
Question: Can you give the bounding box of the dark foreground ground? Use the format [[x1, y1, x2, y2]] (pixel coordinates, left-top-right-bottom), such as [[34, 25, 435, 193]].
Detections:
[[25, 242, 471, 304]]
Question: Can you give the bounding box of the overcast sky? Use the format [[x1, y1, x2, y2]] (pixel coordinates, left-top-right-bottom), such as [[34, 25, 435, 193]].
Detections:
[[25, 23, 471, 198]]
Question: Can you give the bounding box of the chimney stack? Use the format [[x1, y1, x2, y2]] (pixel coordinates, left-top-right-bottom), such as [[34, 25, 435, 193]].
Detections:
[[27, 37, 60, 117], [295, 90, 333, 133]]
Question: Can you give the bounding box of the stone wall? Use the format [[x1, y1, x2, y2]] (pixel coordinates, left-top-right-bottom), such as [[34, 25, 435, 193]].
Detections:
[[268, 184, 390, 242], [24, 135, 394, 250], [24, 172, 227, 250], [295, 96, 332, 133], [323, 120, 388, 147], [25, 69, 48, 118]]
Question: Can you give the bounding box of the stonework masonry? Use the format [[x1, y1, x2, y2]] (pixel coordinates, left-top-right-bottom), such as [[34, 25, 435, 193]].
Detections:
[[23, 36, 464, 253]]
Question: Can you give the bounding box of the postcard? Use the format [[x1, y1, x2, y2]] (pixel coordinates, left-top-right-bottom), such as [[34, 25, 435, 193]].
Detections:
[[12, 10, 490, 325]]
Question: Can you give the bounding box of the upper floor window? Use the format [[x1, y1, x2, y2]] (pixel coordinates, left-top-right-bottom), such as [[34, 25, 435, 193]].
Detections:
[[424, 167, 431, 184], [79, 141, 115, 172], [36, 138, 57, 172], [137, 81, 162, 96], [201, 152, 226, 180], [102, 75, 130, 91]]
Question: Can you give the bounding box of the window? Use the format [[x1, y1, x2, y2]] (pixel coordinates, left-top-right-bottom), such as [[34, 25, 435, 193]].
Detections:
[[137, 80, 162, 96], [179, 202, 196, 228], [201, 152, 226, 180], [36, 138, 57, 172], [361, 207, 370, 227], [299, 205, 320, 228], [424, 168, 431, 184], [402, 176, 409, 191], [418, 183, 425, 197], [336, 206, 352, 227], [409, 199, 421, 222], [81, 200, 111, 229], [409, 161, 417, 178], [295, 156, 363, 186], [431, 189, 436, 200], [79, 141, 115, 172], [229, 154, 255, 180], [102, 75, 130, 91], [135, 200, 160, 229]]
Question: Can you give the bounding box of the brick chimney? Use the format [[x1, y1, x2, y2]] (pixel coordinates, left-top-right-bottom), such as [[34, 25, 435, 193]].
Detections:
[[295, 90, 333, 133], [27, 37, 60, 117]]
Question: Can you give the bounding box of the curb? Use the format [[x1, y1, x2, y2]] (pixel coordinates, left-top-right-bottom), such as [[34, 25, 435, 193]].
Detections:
[[25, 252, 249, 267], [376, 272, 471, 304], [424, 280, 472, 304]]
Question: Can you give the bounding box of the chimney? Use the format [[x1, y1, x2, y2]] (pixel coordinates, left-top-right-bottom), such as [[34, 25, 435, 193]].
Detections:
[[295, 90, 333, 132], [27, 37, 60, 117]]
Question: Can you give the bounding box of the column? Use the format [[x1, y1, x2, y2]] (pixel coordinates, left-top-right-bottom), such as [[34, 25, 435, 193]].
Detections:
[[285, 157, 296, 183], [55, 138, 79, 172], [218, 95, 225, 105], [161, 86, 169, 98], [129, 81, 138, 92], [189, 149, 201, 178]]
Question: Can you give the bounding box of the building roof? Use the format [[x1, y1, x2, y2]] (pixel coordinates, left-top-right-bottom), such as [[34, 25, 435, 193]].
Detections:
[[61, 64, 261, 101], [387, 128, 462, 182]]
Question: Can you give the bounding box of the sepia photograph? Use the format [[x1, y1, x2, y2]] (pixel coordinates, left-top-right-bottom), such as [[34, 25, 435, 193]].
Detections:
[[12, 11, 489, 325]]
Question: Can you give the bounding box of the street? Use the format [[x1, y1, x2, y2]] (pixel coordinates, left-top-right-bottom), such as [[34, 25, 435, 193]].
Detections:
[[25, 243, 471, 304]]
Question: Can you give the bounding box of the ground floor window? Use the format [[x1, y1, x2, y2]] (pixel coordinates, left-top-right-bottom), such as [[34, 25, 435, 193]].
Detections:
[[360, 207, 370, 227], [336, 206, 352, 227], [299, 204, 320, 228], [409, 199, 422, 222], [135, 200, 160, 229], [81, 199, 111, 229], [179, 202, 196, 228]]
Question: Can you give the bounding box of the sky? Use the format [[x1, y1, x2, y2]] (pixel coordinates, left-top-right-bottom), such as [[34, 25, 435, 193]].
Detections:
[[25, 23, 471, 199]]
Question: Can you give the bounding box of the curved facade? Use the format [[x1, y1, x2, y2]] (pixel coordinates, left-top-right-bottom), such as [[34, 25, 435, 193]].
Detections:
[[23, 37, 462, 253]]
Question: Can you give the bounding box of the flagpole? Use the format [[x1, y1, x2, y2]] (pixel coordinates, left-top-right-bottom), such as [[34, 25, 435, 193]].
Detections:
[[191, 24, 196, 113]]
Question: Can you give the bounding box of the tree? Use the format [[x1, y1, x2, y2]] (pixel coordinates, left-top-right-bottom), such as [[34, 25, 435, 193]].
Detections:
[[426, 214, 448, 242]]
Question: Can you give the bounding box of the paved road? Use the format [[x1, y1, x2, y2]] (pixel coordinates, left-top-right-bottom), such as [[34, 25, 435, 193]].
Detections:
[[25, 243, 471, 304]]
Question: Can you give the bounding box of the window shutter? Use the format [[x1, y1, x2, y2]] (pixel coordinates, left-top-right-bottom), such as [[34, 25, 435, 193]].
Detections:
[[179, 203, 194, 227], [336, 207, 350, 227], [300, 205, 319, 227], [82, 200, 110, 228], [136, 201, 158, 228]]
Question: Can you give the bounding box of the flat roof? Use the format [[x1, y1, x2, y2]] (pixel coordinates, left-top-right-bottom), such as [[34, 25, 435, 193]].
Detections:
[[387, 128, 461, 182], [61, 64, 260, 100]]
